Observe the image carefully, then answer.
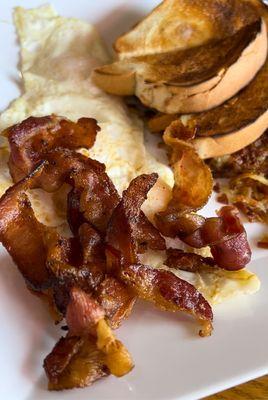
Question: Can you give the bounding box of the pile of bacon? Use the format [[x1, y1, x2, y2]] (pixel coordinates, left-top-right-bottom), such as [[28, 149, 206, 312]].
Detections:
[[0, 115, 252, 390]]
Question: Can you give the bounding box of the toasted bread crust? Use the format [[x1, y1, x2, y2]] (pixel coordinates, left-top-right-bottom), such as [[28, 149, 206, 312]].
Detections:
[[131, 20, 261, 85], [188, 22, 268, 137], [193, 109, 268, 158], [115, 0, 260, 58]]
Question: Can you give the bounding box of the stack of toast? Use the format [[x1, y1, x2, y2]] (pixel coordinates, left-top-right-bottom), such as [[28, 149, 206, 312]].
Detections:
[[93, 0, 268, 161]]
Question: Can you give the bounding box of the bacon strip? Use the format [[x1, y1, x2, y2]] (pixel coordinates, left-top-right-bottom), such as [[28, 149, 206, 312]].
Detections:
[[36, 149, 120, 233], [5, 115, 99, 181], [156, 120, 213, 219], [0, 167, 52, 291], [96, 277, 136, 329], [181, 206, 251, 270], [106, 174, 213, 336], [121, 264, 213, 337], [165, 248, 215, 272], [106, 173, 166, 267]]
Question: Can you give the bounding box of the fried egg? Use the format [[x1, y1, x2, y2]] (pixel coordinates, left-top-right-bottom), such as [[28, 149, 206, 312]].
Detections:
[[0, 5, 260, 304]]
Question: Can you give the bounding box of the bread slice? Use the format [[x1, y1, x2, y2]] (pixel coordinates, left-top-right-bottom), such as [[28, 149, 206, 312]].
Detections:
[[114, 0, 260, 59], [93, 18, 267, 114], [148, 34, 268, 160]]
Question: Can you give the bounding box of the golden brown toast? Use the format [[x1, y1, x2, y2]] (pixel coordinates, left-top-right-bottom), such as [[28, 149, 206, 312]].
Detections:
[[114, 0, 260, 59], [131, 21, 261, 85], [148, 49, 268, 157], [188, 57, 268, 137]]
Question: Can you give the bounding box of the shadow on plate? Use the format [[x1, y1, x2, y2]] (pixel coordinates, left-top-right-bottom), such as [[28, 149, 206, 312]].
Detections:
[[94, 5, 144, 56], [0, 250, 59, 384]]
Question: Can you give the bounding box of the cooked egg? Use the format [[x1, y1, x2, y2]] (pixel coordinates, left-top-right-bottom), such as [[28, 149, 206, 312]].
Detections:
[[0, 5, 260, 304]]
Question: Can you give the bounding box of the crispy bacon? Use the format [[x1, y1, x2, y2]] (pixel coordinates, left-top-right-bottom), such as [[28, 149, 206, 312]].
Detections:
[[1, 114, 255, 391], [106, 173, 166, 267], [181, 206, 251, 270], [121, 264, 213, 337], [66, 287, 105, 337], [165, 248, 215, 272], [36, 149, 120, 233], [106, 174, 213, 336], [66, 287, 134, 377], [44, 335, 108, 390], [5, 115, 99, 181], [156, 120, 212, 218], [0, 167, 52, 291], [96, 277, 136, 329]]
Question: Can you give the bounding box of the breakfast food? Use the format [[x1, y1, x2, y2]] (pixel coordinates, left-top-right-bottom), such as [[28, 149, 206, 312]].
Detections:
[[0, 112, 256, 388], [93, 0, 267, 114], [209, 132, 268, 223], [0, 1, 264, 393]]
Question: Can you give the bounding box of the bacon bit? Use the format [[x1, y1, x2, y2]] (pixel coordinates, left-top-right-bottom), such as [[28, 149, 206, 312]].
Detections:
[[165, 248, 215, 272], [66, 287, 105, 336], [217, 193, 229, 204], [44, 335, 108, 390], [213, 182, 221, 193], [44, 336, 84, 385]]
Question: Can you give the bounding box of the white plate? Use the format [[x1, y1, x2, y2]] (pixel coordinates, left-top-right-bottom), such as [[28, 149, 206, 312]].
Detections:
[[0, 1, 267, 399]]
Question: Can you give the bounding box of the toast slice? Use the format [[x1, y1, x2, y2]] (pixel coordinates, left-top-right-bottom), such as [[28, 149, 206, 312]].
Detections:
[[148, 43, 268, 159], [114, 0, 260, 59]]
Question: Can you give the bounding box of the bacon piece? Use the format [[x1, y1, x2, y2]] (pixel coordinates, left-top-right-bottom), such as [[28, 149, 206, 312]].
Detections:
[[96, 277, 136, 329], [121, 264, 213, 337], [46, 226, 105, 315], [66, 287, 105, 337], [156, 212, 205, 238], [156, 121, 212, 226], [106, 175, 213, 337], [0, 168, 52, 291], [44, 336, 84, 384], [106, 173, 166, 267], [182, 206, 251, 270], [65, 287, 134, 377], [5, 115, 99, 181], [44, 335, 108, 390], [36, 149, 120, 233], [165, 248, 215, 272]]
